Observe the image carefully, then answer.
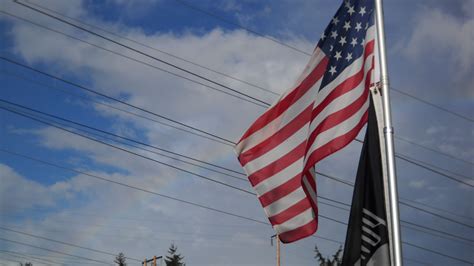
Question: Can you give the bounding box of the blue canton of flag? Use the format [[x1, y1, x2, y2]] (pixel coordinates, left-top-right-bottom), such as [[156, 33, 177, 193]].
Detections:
[[318, 0, 375, 88]]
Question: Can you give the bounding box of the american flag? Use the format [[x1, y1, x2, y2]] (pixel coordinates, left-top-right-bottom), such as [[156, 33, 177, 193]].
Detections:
[[235, 0, 377, 243]]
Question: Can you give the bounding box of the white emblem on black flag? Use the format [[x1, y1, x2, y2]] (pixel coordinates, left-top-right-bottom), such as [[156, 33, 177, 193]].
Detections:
[[342, 94, 390, 265]]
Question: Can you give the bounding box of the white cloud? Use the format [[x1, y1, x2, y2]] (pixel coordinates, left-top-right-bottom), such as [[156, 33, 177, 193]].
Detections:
[[0, 164, 59, 210], [402, 5, 474, 97]]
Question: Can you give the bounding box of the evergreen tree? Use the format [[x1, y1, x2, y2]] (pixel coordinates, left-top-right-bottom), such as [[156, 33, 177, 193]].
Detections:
[[164, 244, 185, 266], [314, 245, 342, 266], [114, 252, 127, 266]]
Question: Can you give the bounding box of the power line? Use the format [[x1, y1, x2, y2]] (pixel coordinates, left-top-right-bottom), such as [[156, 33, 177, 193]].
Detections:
[[0, 148, 344, 247], [0, 257, 21, 265], [0, 56, 236, 145], [0, 105, 255, 195], [3, 90, 472, 234], [1, 22, 471, 225], [399, 201, 473, 229], [394, 136, 473, 166], [0, 250, 107, 264], [0, 69, 234, 147], [8, 68, 471, 216], [0, 250, 63, 265], [0, 100, 362, 215], [3, 55, 471, 191], [9, 99, 459, 228], [392, 87, 474, 123], [0, 237, 112, 265], [172, 0, 313, 56], [12, 1, 271, 107], [12, 3, 474, 133], [170, 0, 473, 124], [0, 10, 267, 109], [401, 221, 473, 245], [352, 139, 473, 187], [6, 7, 473, 179], [0, 148, 268, 225], [403, 242, 472, 265], [397, 153, 472, 180], [3, 5, 471, 178], [400, 197, 474, 222], [0, 98, 247, 180], [0, 63, 472, 230], [20, 0, 279, 96], [396, 153, 473, 187], [0, 226, 142, 262], [312, 169, 474, 229], [2, 33, 471, 185], [0, 103, 346, 227], [1, 150, 469, 265]]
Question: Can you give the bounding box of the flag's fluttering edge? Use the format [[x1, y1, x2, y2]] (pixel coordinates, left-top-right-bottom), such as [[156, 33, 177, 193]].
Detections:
[[235, 0, 377, 243], [342, 94, 390, 265]]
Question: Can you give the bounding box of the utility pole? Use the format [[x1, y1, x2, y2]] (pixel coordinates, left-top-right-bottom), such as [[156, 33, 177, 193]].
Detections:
[[270, 234, 280, 266], [142, 256, 162, 266]]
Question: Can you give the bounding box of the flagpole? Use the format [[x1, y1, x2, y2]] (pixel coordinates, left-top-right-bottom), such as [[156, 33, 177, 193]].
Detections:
[[374, 0, 403, 265]]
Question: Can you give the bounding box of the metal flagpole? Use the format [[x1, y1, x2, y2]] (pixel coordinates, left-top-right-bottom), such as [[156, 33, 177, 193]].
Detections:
[[276, 234, 280, 266], [374, 0, 403, 265]]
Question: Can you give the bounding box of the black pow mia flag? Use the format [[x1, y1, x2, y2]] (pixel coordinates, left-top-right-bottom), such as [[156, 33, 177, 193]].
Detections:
[[342, 95, 390, 265]]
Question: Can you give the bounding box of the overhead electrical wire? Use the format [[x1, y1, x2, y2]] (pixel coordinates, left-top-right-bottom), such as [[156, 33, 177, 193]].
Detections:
[[4, 101, 470, 232], [0, 148, 343, 246], [0, 69, 234, 147], [172, 0, 313, 56], [1, 55, 471, 189], [21, 0, 279, 96], [11, 1, 270, 107], [0, 250, 109, 265], [0, 98, 247, 181], [2, 71, 471, 227], [0, 226, 142, 263], [0, 105, 255, 195], [1, 149, 472, 265], [9, 2, 474, 131], [2, 62, 472, 230], [170, 0, 473, 124], [391, 87, 474, 123], [0, 10, 267, 109], [0, 55, 236, 145], [0, 102, 351, 227], [400, 197, 474, 222], [403, 242, 472, 265], [0, 250, 64, 266], [0, 237, 112, 265], [394, 136, 473, 166], [1, 10, 471, 175], [396, 153, 472, 180], [1, 103, 472, 240]]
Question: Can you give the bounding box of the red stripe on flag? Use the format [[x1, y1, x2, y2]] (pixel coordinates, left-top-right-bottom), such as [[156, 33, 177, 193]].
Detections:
[[305, 85, 370, 152], [259, 173, 301, 207], [268, 198, 311, 225], [238, 105, 312, 166], [304, 110, 369, 172], [238, 56, 329, 142], [248, 141, 305, 186], [278, 219, 318, 244]]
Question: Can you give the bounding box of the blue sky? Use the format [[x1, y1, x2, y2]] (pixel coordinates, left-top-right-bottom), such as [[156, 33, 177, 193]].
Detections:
[[0, 0, 473, 265]]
